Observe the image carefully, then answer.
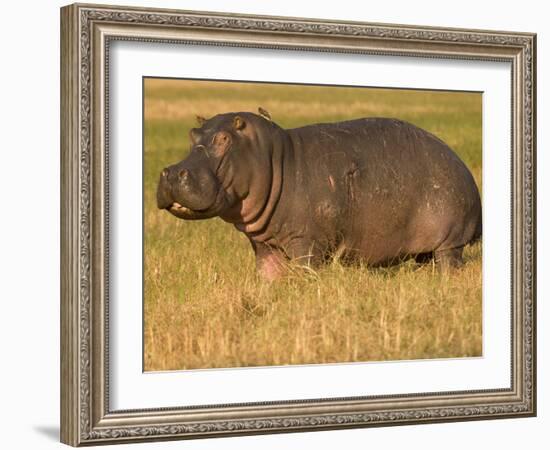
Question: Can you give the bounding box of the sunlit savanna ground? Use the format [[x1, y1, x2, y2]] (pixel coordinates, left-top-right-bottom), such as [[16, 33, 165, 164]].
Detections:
[[143, 79, 482, 371]]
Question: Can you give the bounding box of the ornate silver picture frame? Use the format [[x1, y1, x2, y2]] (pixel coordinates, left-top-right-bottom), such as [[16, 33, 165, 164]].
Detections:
[[60, 3, 536, 446]]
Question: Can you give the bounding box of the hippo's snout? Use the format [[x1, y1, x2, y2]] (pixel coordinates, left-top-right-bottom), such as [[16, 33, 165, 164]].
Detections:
[[157, 167, 174, 210], [156, 161, 222, 216]]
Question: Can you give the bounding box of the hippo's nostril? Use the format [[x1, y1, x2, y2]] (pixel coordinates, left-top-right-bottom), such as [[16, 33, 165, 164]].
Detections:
[[161, 168, 169, 178], [180, 168, 189, 180]]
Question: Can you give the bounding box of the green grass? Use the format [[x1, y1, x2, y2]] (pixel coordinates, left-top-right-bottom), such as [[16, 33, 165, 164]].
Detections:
[[143, 79, 482, 371]]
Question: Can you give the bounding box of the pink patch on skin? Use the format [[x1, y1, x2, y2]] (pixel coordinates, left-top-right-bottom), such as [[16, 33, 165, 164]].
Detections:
[[328, 175, 336, 192], [258, 252, 285, 281]]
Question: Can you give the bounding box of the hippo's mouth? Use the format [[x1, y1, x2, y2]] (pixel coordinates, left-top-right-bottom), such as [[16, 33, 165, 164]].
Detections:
[[166, 188, 227, 220], [167, 202, 215, 220], [169, 202, 194, 214]]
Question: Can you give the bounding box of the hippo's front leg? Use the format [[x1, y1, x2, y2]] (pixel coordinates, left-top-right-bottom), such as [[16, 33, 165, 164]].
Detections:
[[253, 244, 287, 281], [252, 239, 322, 281], [284, 238, 323, 268]]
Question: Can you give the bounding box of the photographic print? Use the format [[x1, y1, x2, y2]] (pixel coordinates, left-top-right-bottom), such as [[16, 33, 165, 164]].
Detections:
[[144, 79, 483, 371]]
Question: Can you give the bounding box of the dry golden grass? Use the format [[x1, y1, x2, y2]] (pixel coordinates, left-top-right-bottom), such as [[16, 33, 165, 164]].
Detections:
[[143, 79, 482, 371], [145, 242, 481, 370], [145, 98, 456, 121]]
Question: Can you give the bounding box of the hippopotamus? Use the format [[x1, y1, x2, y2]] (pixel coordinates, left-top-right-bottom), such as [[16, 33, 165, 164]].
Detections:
[[157, 109, 482, 280]]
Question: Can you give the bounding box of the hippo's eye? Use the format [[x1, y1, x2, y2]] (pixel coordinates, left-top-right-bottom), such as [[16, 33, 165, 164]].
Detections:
[[189, 128, 203, 144]]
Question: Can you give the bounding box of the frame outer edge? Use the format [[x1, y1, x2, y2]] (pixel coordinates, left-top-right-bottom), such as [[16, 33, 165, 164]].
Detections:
[[533, 34, 537, 416], [528, 33, 536, 416], [61, 4, 81, 447], [62, 2, 537, 445]]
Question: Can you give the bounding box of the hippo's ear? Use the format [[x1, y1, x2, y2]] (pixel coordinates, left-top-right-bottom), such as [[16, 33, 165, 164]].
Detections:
[[258, 107, 271, 121], [196, 115, 207, 126], [233, 115, 246, 130]]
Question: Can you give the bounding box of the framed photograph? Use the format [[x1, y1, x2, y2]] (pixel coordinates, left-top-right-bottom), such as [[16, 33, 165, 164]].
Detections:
[[60, 3, 536, 446]]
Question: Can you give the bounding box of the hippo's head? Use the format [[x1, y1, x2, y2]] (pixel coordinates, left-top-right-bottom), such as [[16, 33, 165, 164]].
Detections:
[[157, 109, 277, 222]]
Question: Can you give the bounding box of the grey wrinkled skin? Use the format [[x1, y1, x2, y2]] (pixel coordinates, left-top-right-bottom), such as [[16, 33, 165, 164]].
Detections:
[[157, 111, 482, 281]]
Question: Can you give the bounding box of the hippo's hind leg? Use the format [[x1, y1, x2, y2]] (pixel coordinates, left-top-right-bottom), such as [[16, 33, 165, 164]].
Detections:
[[434, 246, 464, 272], [414, 252, 433, 265]]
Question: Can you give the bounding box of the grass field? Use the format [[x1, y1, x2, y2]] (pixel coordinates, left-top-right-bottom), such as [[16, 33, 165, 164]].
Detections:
[[143, 79, 482, 371]]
